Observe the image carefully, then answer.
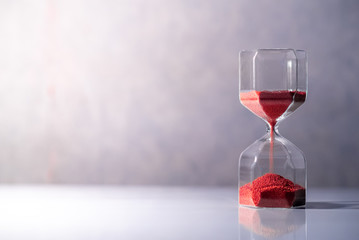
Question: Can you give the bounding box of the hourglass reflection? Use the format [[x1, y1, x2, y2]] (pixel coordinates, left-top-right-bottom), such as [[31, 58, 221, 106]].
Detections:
[[238, 49, 308, 208], [238, 207, 307, 239]]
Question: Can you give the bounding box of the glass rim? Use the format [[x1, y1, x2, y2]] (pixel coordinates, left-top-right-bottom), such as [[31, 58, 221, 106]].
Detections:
[[240, 48, 306, 54]]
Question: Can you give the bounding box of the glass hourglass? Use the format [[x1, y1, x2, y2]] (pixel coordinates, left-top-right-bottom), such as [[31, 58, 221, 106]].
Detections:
[[238, 49, 308, 208]]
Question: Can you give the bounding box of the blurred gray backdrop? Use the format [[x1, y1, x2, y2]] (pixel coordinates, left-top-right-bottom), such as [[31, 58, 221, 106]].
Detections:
[[0, 0, 358, 187]]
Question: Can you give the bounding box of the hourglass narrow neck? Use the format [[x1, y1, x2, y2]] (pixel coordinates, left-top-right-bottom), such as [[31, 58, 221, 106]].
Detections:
[[266, 121, 279, 136]]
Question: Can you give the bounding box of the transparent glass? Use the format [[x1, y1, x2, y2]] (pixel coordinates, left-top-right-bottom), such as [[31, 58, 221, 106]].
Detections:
[[238, 49, 307, 208]]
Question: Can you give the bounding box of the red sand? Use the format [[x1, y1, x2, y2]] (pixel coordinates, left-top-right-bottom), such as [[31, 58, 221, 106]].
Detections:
[[240, 90, 306, 127], [239, 91, 306, 207], [239, 173, 305, 208]]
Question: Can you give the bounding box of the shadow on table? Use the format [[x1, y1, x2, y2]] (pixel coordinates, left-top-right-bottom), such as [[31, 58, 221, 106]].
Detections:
[[306, 201, 359, 209]]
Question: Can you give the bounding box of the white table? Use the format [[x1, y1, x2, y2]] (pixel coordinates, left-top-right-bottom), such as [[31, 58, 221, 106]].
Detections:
[[0, 186, 358, 239]]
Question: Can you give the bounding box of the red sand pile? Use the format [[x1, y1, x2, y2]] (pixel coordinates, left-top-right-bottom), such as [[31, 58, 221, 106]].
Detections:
[[239, 173, 305, 208]]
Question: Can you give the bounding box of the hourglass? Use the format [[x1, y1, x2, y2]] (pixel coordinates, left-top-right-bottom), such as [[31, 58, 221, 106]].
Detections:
[[238, 49, 307, 208]]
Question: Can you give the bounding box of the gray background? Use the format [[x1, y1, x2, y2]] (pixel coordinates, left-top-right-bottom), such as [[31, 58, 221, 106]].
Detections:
[[0, 0, 358, 187]]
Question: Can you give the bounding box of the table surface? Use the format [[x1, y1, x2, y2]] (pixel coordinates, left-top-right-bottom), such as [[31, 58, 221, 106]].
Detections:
[[0, 186, 358, 240]]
